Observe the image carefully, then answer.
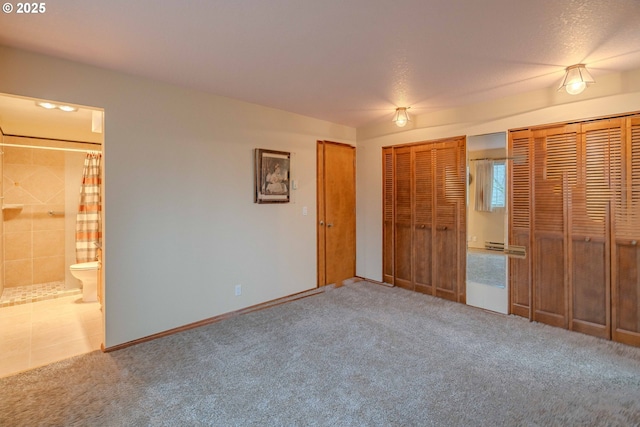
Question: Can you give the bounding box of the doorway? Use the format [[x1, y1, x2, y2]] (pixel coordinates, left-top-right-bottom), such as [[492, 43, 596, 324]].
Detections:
[[0, 93, 104, 377], [466, 132, 509, 314], [317, 141, 356, 287]]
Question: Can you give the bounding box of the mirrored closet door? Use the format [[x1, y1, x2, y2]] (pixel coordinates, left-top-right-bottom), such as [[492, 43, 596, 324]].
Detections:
[[466, 133, 508, 314]]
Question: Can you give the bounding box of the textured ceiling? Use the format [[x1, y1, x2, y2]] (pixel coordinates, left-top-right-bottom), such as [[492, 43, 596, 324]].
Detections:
[[1, 0, 640, 128]]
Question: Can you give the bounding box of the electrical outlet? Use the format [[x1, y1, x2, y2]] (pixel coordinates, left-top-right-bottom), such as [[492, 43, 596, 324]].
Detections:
[[235, 284, 242, 296]]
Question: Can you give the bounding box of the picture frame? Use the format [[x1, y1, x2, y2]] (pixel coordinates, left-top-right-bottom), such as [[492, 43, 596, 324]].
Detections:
[[254, 148, 291, 203]]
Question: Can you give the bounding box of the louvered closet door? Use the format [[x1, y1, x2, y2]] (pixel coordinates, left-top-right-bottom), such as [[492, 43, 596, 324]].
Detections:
[[394, 146, 413, 290], [509, 130, 533, 318], [433, 141, 466, 302], [383, 147, 394, 284], [569, 120, 619, 338], [612, 116, 640, 346], [413, 145, 434, 295], [532, 125, 578, 328]]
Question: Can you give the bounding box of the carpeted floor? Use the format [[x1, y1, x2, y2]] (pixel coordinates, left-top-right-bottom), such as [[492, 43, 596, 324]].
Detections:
[[467, 250, 506, 288], [1, 281, 639, 426]]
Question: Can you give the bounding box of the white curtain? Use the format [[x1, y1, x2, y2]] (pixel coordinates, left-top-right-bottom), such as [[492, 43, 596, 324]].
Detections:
[[474, 160, 494, 212]]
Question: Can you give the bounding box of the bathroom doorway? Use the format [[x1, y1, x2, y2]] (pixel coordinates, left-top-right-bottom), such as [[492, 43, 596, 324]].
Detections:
[[0, 93, 105, 377]]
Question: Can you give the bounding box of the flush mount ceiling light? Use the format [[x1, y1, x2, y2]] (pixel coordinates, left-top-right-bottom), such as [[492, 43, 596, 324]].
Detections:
[[37, 102, 57, 109], [36, 101, 78, 112], [58, 105, 78, 112], [558, 64, 595, 95], [393, 107, 411, 127]]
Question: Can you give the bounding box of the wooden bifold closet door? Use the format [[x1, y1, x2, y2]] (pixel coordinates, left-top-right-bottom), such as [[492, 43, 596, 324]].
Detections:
[[508, 114, 640, 347], [383, 136, 466, 304], [612, 116, 640, 346]]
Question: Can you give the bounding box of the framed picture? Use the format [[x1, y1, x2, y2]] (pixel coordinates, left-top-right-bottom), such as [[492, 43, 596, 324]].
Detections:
[[254, 149, 291, 203]]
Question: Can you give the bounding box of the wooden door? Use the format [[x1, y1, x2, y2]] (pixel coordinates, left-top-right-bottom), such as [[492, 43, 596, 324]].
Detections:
[[569, 119, 619, 339], [317, 141, 356, 287], [433, 142, 466, 302], [508, 130, 533, 318], [532, 126, 578, 328], [413, 145, 434, 295], [507, 113, 640, 348], [393, 146, 413, 290], [612, 116, 640, 346], [382, 147, 394, 284], [382, 137, 466, 301]]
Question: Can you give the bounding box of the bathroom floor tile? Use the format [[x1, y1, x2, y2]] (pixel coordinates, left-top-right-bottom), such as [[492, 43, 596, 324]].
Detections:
[[0, 302, 31, 318], [0, 281, 81, 307], [30, 336, 98, 368], [0, 294, 103, 378], [0, 354, 30, 377], [0, 335, 31, 359]]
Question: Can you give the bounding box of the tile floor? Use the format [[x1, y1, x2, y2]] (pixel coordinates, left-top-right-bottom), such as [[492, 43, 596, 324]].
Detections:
[[0, 281, 81, 308], [0, 294, 103, 378]]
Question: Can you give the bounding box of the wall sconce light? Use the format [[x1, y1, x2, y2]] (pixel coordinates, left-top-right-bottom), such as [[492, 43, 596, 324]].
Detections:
[[558, 64, 595, 95], [393, 107, 411, 127]]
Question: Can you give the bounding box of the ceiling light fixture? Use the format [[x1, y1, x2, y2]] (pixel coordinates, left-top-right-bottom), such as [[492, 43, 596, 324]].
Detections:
[[37, 102, 57, 109], [36, 101, 78, 112], [558, 64, 595, 95], [58, 105, 78, 112], [393, 107, 410, 127]]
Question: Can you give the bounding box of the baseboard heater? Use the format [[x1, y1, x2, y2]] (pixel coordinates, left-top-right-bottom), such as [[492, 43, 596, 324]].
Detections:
[[484, 241, 505, 251]]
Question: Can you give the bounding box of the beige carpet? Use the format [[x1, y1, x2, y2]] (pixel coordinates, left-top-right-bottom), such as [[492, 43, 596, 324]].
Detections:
[[1, 281, 639, 426]]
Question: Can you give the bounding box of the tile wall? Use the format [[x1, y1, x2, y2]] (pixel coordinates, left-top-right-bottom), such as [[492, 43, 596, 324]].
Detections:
[[2, 143, 66, 287]]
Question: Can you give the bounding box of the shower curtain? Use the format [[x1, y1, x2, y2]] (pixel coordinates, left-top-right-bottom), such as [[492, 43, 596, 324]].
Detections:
[[76, 152, 102, 263]]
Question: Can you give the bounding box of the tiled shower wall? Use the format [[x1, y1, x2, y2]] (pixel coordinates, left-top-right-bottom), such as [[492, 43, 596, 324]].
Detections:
[[2, 137, 66, 287]]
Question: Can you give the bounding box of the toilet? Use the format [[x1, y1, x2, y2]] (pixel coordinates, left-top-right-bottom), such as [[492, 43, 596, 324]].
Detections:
[[70, 261, 100, 302]]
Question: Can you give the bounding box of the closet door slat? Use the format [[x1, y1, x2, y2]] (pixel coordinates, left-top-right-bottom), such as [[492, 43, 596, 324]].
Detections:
[[613, 116, 640, 346], [532, 128, 577, 328], [383, 147, 394, 284], [393, 147, 413, 290], [569, 120, 619, 339], [413, 146, 434, 295], [434, 142, 466, 302], [509, 131, 532, 317]]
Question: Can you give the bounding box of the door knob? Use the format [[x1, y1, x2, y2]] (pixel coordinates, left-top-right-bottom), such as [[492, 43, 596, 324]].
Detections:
[[327, 223, 333, 228], [320, 221, 324, 226]]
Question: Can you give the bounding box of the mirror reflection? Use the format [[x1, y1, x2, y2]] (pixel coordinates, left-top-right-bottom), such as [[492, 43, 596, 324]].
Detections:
[[466, 133, 508, 314]]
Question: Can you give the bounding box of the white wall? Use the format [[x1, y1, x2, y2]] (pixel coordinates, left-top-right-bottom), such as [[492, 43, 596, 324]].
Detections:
[[0, 46, 355, 347], [356, 68, 640, 282]]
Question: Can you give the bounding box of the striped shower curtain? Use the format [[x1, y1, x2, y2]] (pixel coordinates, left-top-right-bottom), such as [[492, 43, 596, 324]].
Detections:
[[76, 152, 102, 263]]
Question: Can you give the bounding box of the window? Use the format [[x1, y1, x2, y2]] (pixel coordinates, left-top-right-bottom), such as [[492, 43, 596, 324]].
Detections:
[[491, 162, 506, 209]]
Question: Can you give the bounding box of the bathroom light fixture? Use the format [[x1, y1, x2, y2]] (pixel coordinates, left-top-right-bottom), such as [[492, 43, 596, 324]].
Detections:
[[393, 107, 410, 127], [58, 105, 78, 112], [36, 101, 78, 112], [558, 64, 595, 95]]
